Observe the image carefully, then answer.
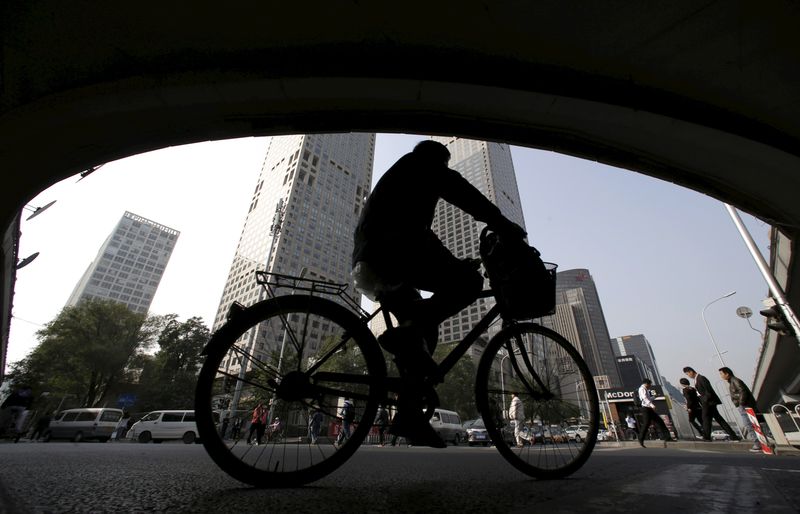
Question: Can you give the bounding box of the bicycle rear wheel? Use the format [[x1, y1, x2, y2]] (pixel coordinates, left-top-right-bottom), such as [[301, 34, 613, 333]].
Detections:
[[195, 294, 386, 487], [475, 322, 599, 479]]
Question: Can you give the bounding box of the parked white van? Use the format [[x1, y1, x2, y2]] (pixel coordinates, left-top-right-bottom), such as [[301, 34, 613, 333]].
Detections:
[[429, 408, 464, 445], [128, 410, 213, 444], [44, 408, 124, 442]]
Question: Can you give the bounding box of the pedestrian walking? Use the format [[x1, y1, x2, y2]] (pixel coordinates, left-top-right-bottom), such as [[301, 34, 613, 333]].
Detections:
[[247, 403, 267, 445], [231, 417, 242, 440], [220, 414, 230, 439], [114, 412, 131, 441], [637, 379, 670, 448], [683, 367, 738, 442], [335, 398, 355, 448], [719, 367, 762, 452], [625, 413, 638, 440], [679, 377, 705, 438], [29, 412, 52, 441], [508, 393, 526, 447], [374, 405, 390, 446], [308, 407, 323, 445]]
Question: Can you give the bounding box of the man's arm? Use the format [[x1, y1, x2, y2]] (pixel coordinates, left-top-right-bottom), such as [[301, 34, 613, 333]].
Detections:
[[438, 167, 526, 238]]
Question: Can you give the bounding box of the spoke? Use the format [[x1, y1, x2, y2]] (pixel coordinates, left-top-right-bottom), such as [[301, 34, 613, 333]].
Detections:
[[305, 334, 354, 374], [228, 344, 282, 381], [215, 369, 275, 395]]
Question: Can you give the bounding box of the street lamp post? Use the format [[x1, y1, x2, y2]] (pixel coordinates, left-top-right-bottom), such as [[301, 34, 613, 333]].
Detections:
[[701, 291, 736, 368], [701, 291, 744, 435], [736, 306, 764, 338], [228, 199, 285, 418], [499, 352, 510, 416]]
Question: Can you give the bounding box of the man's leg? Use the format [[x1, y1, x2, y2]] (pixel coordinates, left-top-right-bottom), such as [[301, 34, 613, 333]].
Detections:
[[711, 407, 739, 439], [637, 410, 652, 446], [701, 405, 713, 440], [652, 413, 670, 441], [737, 407, 756, 442], [380, 235, 483, 356], [689, 410, 704, 435]]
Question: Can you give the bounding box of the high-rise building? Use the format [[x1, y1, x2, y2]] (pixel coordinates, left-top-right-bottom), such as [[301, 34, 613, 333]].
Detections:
[[540, 269, 621, 389], [65, 211, 179, 314], [615, 354, 657, 390], [429, 136, 526, 356], [611, 334, 663, 384], [212, 134, 375, 371]]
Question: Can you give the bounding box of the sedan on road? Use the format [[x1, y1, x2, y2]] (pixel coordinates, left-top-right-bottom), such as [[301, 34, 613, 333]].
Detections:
[[463, 418, 491, 446], [710, 430, 730, 441]]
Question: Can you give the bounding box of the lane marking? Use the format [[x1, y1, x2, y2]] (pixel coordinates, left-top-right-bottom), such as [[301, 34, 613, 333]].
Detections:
[[761, 468, 800, 473]]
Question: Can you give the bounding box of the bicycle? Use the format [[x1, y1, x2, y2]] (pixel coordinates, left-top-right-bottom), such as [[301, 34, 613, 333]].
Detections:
[[195, 269, 599, 487]]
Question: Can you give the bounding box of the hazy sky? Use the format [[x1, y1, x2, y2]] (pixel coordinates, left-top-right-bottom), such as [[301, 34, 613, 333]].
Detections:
[[8, 134, 770, 391]]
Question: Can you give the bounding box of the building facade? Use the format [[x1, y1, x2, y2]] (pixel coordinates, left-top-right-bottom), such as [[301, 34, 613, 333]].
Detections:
[[611, 334, 663, 384], [213, 133, 375, 372], [65, 211, 179, 314], [615, 355, 656, 391], [429, 136, 527, 357], [540, 268, 621, 389]]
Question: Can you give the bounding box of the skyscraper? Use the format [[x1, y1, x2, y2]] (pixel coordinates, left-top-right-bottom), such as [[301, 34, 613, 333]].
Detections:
[[429, 136, 526, 355], [65, 211, 179, 314], [611, 334, 664, 384], [540, 269, 621, 389], [212, 134, 375, 370]]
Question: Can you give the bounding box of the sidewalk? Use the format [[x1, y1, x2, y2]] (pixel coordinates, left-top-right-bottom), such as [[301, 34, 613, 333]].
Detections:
[[598, 439, 800, 455]]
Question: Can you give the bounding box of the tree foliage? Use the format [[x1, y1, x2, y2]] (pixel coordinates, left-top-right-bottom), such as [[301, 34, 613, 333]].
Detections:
[[135, 315, 210, 412], [433, 346, 478, 420], [7, 299, 159, 407]]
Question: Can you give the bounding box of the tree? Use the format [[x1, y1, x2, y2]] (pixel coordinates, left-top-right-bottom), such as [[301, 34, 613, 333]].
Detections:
[[7, 299, 159, 407], [136, 315, 210, 412], [433, 346, 478, 420]]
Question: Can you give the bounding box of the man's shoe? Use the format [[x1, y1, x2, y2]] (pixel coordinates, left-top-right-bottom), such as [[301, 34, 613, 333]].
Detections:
[[662, 439, 668, 448], [639, 441, 646, 448], [749, 444, 762, 452]]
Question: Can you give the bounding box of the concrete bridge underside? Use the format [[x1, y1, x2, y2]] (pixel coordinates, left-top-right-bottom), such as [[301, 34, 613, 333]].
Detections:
[[1, 3, 798, 402]]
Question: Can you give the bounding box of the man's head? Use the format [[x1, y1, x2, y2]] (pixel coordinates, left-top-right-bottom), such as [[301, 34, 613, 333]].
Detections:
[[719, 367, 734, 381], [413, 140, 451, 165], [641, 378, 652, 388], [683, 366, 697, 379], [679, 378, 690, 386]]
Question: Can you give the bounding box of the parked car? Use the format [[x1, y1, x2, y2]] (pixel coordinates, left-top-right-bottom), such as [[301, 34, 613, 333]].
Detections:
[[43, 408, 123, 442], [565, 424, 590, 442], [128, 410, 217, 444], [429, 409, 464, 445], [463, 418, 491, 446], [710, 430, 730, 441]]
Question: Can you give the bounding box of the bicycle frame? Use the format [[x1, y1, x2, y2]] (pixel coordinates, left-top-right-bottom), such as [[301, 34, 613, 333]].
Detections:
[[254, 271, 548, 410]]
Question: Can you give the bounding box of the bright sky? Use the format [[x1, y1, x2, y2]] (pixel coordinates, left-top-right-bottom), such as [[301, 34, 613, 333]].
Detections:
[[8, 134, 770, 391]]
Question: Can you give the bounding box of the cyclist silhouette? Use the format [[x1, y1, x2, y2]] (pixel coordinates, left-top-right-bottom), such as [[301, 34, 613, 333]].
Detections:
[[352, 140, 525, 446]]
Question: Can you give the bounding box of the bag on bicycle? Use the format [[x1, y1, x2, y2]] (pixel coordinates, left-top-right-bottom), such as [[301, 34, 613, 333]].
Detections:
[[479, 227, 557, 320]]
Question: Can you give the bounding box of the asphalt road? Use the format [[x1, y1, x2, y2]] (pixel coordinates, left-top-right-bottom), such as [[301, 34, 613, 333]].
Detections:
[[0, 441, 798, 513]]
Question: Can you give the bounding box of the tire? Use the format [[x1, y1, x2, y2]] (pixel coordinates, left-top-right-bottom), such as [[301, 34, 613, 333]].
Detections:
[[476, 322, 599, 479], [73, 432, 84, 443], [195, 295, 386, 487], [182, 432, 196, 444], [138, 431, 152, 444]]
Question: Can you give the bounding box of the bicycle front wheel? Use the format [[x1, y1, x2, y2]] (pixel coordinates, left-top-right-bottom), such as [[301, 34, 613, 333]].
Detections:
[[195, 294, 386, 487], [476, 323, 599, 479]]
